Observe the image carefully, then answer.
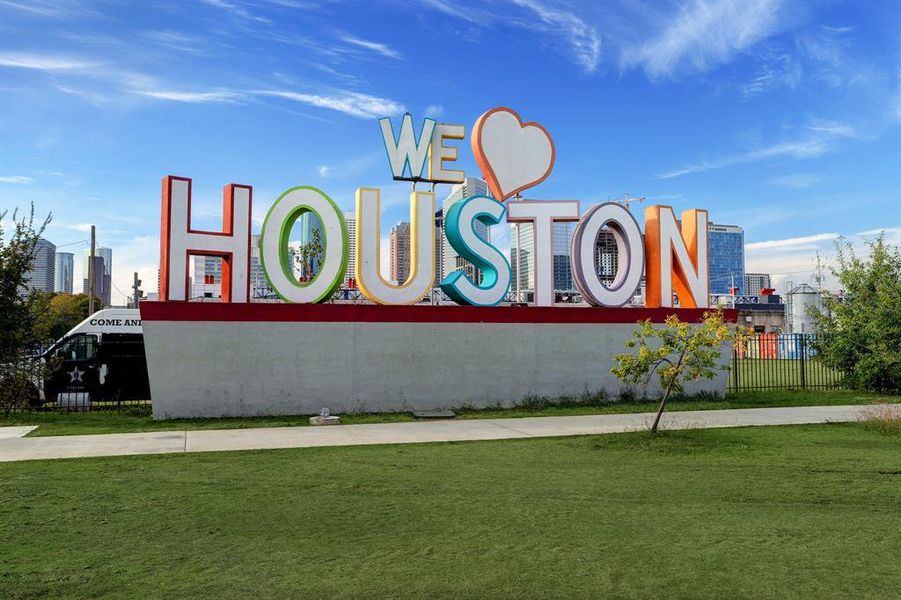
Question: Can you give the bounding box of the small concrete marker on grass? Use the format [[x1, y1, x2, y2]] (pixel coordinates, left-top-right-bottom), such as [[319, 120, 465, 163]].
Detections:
[[412, 409, 457, 419], [310, 407, 341, 426]]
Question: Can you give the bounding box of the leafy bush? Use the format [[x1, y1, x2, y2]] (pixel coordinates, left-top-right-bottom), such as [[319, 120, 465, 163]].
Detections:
[[811, 235, 901, 393]]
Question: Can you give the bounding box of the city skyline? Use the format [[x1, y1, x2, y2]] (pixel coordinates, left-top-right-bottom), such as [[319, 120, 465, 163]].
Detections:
[[1, 0, 899, 302]]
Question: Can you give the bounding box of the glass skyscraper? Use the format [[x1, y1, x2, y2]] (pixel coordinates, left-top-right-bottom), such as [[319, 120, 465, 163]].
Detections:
[[295, 211, 324, 279], [25, 238, 55, 293], [442, 178, 490, 285], [552, 221, 575, 291], [708, 223, 745, 295]]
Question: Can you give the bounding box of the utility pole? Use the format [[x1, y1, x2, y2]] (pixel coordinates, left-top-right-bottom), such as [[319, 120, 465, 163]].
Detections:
[[814, 251, 825, 293], [514, 192, 522, 303], [132, 272, 142, 308], [88, 225, 96, 315]]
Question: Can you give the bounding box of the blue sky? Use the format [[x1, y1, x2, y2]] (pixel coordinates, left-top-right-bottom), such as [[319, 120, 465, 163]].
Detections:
[[1, 0, 899, 302]]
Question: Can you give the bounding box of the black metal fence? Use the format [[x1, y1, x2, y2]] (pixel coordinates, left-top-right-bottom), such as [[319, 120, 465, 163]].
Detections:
[[729, 333, 845, 392], [32, 384, 151, 415], [3, 348, 151, 415]]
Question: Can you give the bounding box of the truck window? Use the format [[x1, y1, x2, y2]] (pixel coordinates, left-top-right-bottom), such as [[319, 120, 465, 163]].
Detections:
[[59, 334, 98, 361]]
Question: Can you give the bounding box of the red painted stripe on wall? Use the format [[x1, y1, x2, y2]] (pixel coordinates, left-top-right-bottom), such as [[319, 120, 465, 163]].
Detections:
[[140, 301, 737, 325]]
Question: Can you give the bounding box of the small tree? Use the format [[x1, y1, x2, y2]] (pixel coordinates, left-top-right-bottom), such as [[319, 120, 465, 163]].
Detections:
[[810, 234, 901, 393], [31, 293, 96, 342], [295, 228, 324, 281], [612, 310, 740, 434], [0, 204, 53, 413], [1, 204, 51, 362]]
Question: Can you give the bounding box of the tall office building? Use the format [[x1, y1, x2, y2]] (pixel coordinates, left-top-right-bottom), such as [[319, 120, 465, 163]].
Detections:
[[708, 223, 745, 295], [191, 255, 220, 299], [83, 255, 105, 305], [249, 234, 269, 297], [553, 221, 575, 291], [54, 251, 74, 293], [389, 222, 411, 285], [744, 273, 771, 295], [294, 211, 324, 279], [595, 229, 619, 285], [596, 229, 646, 302], [190, 236, 272, 300], [510, 222, 534, 297], [344, 213, 356, 286], [82, 246, 112, 306], [24, 238, 56, 293], [510, 222, 576, 295], [443, 178, 490, 285]]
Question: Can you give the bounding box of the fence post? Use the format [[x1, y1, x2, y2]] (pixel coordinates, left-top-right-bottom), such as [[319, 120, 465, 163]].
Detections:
[[732, 343, 740, 392], [799, 334, 807, 391]]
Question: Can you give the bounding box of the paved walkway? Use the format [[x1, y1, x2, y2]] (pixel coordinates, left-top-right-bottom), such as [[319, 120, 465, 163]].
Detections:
[[0, 404, 888, 463], [0, 426, 37, 440]]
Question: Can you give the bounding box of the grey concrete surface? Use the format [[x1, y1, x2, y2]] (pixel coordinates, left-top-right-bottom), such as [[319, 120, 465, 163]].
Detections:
[[1, 404, 889, 463], [144, 320, 730, 419], [0, 426, 38, 440]]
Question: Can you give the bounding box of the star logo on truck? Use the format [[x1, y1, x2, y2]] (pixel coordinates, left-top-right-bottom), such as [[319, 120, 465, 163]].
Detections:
[[68, 368, 84, 383]]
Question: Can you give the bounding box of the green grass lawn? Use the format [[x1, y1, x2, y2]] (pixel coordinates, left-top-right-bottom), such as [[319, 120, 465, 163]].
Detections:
[[0, 390, 895, 437], [1, 423, 899, 598]]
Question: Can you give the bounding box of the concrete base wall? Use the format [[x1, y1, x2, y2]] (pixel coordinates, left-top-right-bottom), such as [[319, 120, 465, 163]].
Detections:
[[142, 304, 732, 419]]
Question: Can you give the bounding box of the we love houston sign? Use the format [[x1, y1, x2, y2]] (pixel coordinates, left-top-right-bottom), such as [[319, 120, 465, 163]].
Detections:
[[158, 106, 711, 309]]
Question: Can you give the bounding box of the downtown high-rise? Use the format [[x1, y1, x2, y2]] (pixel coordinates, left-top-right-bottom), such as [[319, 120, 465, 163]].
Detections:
[[24, 238, 55, 294], [442, 178, 490, 285], [389, 222, 410, 285], [708, 223, 745, 295], [54, 251, 74, 293]]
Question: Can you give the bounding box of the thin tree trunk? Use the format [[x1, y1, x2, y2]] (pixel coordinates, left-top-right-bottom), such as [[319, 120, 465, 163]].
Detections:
[[651, 353, 684, 434]]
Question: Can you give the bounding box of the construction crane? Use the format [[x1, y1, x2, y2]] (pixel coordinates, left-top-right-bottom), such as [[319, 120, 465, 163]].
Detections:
[[620, 193, 646, 211]]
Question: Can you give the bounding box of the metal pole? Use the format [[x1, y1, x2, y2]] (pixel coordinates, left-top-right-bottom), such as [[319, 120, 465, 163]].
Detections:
[[88, 225, 96, 315], [800, 334, 807, 391], [513, 192, 522, 303], [132, 272, 140, 308]]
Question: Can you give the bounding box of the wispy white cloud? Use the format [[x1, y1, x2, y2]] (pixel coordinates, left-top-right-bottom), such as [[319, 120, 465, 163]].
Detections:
[[56, 85, 109, 105], [317, 165, 330, 177], [200, 0, 272, 24], [512, 0, 601, 73], [142, 30, 208, 56], [421, 0, 600, 72], [745, 226, 901, 292], [767, 173, 822, 189], [622, 0, 785, 79], [1, 44, 405, 118], [0, 175, 35, 184], [804, 118, 856, 138], [256, 90, 405, 118], [339, 35, 403, 60], [2, 0, 66, 17], [420, 0, 488, 24], [64, 223, 95, 233], [424, 104, 444, 118], [746, 232, 840, 252], [892, 68, 901, 123], [740, 49, 802, 98], [0, 52, 97, 71], [658, 118, 857, 179], [131, 89, 245, 103], [796, 24, 862, 87]]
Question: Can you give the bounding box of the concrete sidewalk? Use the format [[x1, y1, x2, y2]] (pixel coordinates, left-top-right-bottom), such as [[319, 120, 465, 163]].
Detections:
[[0, 404, 887, 463]]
